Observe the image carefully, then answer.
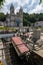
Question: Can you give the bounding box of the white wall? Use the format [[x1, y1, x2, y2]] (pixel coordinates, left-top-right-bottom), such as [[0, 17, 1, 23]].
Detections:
[[35, 21, 43, 27]]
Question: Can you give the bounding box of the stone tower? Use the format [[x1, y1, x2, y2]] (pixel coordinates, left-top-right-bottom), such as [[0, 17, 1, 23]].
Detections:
[[6, 4, 23, 27], [10, 4, 14, 14], [19, 7, 23, 27], [10, 4, 16, 27]]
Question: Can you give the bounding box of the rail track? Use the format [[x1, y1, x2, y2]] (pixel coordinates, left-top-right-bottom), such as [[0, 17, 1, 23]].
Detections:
[[1, 38, 43, 65]]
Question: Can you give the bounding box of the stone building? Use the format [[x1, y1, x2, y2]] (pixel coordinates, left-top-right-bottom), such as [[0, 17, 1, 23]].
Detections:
[[6, 4, 23, 27], [35, 21, 43, 28]]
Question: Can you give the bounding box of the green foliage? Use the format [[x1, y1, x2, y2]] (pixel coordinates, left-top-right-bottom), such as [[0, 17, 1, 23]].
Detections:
[[40, 28, 43, 30], [0, 0, 5, 7], [29, 14, 37, 23], [23, 13, 43, 26], [39, 0, 42, 4], [0, 26, 16, 31], [38, 13, 43, 21], [0, 12, 43, 27], [0, 13, 6, 21]]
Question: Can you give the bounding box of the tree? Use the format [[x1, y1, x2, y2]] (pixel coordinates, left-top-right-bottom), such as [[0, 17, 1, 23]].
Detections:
[[38, 13, 43, 21], [39, 0, 42, 4], [0, 0, 5, 7], [29, 14, 37, 24], [0, 13, 6, 21], [23, 12, 43, 26]]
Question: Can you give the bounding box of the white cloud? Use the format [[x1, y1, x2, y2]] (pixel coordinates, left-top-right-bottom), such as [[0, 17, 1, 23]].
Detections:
[[0, 0, 43, 14], [15, 0, 29, 6], [29, 2, 43, 14], [15, 6, 20, 13], [0, 6, 9, 14], [29, 0, 35, 7], [23, 9, 27, 13], [0, 0, 29, 14]]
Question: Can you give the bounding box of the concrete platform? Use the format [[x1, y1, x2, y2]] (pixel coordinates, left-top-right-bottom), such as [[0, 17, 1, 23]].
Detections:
[[33, 49, 43, 58]]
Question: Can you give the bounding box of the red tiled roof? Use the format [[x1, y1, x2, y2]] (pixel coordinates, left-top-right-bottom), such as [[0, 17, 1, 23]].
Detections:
[[12, 37, 23, 45], [17, 44, 29, 53], [12, 36, 29, 54]]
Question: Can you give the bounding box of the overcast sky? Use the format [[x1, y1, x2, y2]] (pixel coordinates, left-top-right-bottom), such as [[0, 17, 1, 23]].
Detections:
[[0, 0, 43, 14]]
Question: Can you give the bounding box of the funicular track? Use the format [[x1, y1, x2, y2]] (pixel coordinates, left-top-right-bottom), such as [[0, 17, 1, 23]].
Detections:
[[1, 38, 28, 65], [9, 43, 28, 65], [1, 38, 43, 65]]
